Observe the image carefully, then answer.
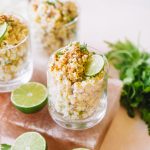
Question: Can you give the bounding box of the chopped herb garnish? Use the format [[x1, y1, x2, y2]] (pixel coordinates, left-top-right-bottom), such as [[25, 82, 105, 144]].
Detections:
[[4, 59, 12, 65], [56, 51, 63, 56], [69, 112, 73, 116], [80, 43, 88, 53], [79, 111, 84, 116], [46, 0, 56, 6], [68, 42, 73, 47], [71, 29, 76, 34]]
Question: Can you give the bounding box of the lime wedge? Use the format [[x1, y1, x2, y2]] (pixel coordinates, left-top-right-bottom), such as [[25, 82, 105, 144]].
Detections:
[[0, 144, 11, 150], [72, 148, 90, 150], [11, 132, 46, 150], [11, 82, 48, 114], [0, 22, 8, 41], [85, 54, 104, 76]]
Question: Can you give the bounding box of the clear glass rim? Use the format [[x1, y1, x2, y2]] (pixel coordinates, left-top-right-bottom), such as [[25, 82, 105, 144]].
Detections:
[[64, 0, 79, 27], [64, 16, 78, 27], [0, 11, 29, 51]]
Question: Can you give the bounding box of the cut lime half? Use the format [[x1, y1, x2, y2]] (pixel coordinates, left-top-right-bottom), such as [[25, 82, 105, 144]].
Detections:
[[0, 22, 8, 41], [11, 82, 48, 114], [0, 144, 11, 150], [85, 54, 104, 76], [11, 132, 46, 150]]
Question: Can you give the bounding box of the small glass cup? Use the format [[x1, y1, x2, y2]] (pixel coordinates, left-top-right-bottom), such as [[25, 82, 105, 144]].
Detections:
[[30, 0, 78, 55], [47, 45, 108, 130], [0, 13, 33, 92]]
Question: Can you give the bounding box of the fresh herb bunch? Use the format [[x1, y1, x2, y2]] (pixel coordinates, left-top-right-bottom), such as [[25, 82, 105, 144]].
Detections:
[[106, 39, 150, 134]]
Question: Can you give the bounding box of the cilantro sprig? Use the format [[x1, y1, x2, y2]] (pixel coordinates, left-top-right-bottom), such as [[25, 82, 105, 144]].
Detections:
[[46, 0, 58, 6], [106, 39, 150, 134], [80, 43, 88, 53]]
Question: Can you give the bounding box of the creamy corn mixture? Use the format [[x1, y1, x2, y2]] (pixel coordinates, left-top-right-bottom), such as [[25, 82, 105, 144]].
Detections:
[[48, 42, 106, 120], [31, 0, 78, 55], [0, 14, 29, 81]]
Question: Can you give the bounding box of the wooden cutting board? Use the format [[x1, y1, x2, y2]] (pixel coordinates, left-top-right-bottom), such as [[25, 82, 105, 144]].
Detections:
[[0, 59, 123, 150]]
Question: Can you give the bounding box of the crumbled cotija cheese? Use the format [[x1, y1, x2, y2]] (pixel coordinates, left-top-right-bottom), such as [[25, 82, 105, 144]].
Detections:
[[0, 14, 29, 81], [31, 0, 78, 55], [48, 42, 106, 120]]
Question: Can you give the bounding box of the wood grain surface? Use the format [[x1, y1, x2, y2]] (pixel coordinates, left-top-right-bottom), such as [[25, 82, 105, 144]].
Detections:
[[100, 107, 150, 150], [0, 70, 122, 150]]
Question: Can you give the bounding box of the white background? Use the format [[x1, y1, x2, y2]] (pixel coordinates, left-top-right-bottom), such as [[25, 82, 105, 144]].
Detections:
[[78, 0, 150, 52], [1, 0, 150, 52]]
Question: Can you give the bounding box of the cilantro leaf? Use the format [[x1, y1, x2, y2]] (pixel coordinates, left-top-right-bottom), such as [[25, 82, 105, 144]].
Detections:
[[46, 0, 56, 6], [80, 43, 88, 53]]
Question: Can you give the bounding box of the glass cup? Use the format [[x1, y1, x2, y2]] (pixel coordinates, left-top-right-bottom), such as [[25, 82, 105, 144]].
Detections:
[[30, 0, 78, 55], [47, 45, 108, 130], [0, 13, 33, 92]]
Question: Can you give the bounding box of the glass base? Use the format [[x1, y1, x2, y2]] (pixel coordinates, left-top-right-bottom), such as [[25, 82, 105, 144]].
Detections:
[[49, 94, 107, 130], [0, 62, 33, 93]]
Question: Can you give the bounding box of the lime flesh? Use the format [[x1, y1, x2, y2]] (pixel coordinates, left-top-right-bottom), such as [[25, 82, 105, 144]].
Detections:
[[11, 82, 48, 114], [85, 54, 104, 76], [0, 22, 8, 41], [11, 132, 46, 150]]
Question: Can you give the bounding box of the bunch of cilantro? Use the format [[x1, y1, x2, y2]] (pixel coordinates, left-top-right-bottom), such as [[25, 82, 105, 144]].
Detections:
[[106, 39, 150, 134]]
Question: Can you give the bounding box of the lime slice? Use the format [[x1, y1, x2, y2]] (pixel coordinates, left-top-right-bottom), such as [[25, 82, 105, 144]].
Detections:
[[85, 54, 104, 76], [72, 148, 90, 150], [11, 132, 46, 150], [11, 82, 48, 114], [0, 144, 11, 150], [0, 22, 8, 41]]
